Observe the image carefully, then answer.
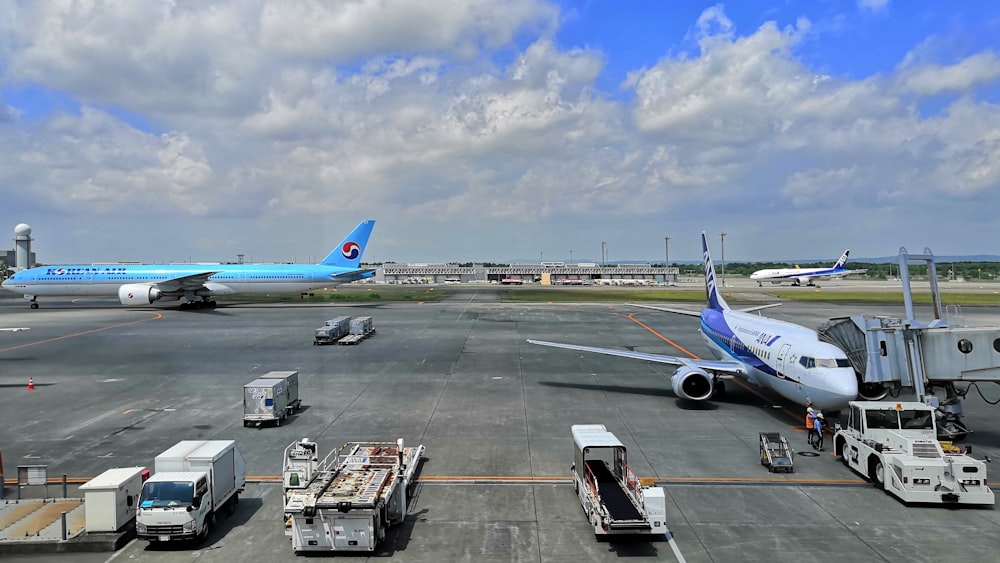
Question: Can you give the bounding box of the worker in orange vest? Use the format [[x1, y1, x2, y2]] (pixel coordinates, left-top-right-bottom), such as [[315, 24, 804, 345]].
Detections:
[[805, 406, 818, 446]]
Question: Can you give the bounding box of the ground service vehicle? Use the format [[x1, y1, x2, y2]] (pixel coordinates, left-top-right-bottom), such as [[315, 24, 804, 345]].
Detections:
[[137, 440, 246, 542], [260, 370, 301, 413], [243, 377, 290, 427], [283, 438, 424, 553], [571, 424, 668, 537], [835, 401, 994, 505]]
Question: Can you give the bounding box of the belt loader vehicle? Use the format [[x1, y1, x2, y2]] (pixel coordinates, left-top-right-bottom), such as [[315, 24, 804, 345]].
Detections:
[[835, 401, 994, 505], [137, 440, 246, 543], [283, 438, 425, 553], [571, 424, 667, 537]]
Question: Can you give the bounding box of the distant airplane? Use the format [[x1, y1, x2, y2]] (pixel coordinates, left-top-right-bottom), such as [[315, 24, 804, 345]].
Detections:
[[528, 232, 858, 412], [2, 220, 376, 309], [749, 249, 866, 287], [0, 328, 29, 332]]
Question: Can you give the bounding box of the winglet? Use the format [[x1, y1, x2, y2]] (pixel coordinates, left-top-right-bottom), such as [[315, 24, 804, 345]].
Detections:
[[320, 220, 376, 267], [833, 249, 850, 270], [701, 232, 730, 311]]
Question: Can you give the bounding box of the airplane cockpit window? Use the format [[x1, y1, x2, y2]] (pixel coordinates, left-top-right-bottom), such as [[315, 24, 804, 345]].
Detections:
[[799, 356, 815, 368], [815, 358, 849, 368]]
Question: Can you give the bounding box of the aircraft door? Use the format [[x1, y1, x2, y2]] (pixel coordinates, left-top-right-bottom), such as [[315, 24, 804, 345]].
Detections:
[[776, 343, 792, 377]]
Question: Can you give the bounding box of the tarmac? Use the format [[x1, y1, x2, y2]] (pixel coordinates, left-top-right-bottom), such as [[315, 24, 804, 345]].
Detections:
[[1, 281, 999, 562]]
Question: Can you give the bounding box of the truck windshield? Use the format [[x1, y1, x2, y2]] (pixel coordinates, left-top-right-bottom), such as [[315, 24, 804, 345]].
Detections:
[[139, 481, 194, 508], [899, 409, 934, 430]]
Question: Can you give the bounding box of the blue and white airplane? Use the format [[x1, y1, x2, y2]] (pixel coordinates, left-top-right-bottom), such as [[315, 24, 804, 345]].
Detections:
[[527, 232, 859, 412], [749, 249, 866, 287], [2, 220, 376, 310]]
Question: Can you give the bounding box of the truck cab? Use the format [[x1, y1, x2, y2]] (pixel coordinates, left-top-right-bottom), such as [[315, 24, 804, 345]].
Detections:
[[835, 401, 994, 505]]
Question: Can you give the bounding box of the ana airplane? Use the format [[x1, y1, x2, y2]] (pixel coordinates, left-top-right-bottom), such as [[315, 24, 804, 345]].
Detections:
[[749, 249, 866, 287], [2, 220, 376, 310], [527, 232, 859, 412]]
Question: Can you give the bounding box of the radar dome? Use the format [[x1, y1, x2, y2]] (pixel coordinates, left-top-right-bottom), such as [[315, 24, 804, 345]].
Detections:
[[14, 223, 31, 236]]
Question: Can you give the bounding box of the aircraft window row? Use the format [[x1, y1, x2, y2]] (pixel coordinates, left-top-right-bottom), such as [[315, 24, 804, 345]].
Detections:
[[799, 356, 851, 369]]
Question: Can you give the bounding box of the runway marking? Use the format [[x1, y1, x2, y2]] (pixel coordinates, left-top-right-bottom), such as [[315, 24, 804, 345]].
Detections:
[[0, 311, 163, 352], [625, 313, 700, 359]]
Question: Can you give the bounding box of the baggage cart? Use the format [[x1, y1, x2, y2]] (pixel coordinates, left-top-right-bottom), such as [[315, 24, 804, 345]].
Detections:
[[759, 432, 794, 473]]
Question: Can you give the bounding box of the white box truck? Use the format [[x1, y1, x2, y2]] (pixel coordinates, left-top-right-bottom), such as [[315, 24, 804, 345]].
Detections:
[[79, 466, 147, 533], [136, 440, 246, 543]]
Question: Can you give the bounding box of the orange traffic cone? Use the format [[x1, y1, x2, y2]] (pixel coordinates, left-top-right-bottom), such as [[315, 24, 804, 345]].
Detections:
[[27, 376, 35, 391]]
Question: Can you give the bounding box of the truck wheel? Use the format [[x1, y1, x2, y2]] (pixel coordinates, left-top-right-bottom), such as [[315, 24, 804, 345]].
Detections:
[[871, 459, 885, 490]]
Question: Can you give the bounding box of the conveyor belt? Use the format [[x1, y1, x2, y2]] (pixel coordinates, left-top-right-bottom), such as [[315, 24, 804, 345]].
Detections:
[[585, 460, 641, 522]]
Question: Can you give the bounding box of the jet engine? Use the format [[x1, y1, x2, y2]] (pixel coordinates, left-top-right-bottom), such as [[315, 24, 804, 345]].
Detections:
[[670, 366, 714, 401], [792, 276, 812, 286], [857, 378, 890, 401], [118, 284, 163, 306]]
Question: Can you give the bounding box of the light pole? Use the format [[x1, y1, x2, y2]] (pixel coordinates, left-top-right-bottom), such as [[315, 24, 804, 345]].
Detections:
[[540, 251, 543, 264], [569, 250, 573, 262], [663, 236, 670, 266], [719, 232, 727, 287], [601, 241, 607, 266]]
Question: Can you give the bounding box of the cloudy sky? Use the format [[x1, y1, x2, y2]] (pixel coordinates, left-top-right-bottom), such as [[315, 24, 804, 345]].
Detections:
[[1, 1, 999, 265]]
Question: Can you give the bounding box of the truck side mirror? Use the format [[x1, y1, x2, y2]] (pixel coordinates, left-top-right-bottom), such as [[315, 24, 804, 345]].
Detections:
[[192, 495, 202, 509]]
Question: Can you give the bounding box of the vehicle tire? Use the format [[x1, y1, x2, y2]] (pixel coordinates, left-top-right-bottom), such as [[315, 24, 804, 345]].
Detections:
[[838, 440, 849, 468], [871, 458, 885, 490]]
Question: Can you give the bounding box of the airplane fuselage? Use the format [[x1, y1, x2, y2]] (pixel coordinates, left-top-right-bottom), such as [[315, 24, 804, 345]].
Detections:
[[2, 263, 371, 299], [700, 309, 857, 411]]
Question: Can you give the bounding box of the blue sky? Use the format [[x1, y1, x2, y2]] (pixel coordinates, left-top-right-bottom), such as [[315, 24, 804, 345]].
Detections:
[[1, 1, 999, 265]]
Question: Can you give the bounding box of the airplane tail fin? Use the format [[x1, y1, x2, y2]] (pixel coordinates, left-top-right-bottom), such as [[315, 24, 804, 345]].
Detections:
[[833, 249, 850, 270], [701, 232, 730, 311], [319, 219, 376, 268]]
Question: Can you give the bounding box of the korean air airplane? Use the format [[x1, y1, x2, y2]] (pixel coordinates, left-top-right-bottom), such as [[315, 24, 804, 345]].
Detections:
[[749, 249, 866, 287], [2, 220, 376, 310], [528, 232, 858, 412]]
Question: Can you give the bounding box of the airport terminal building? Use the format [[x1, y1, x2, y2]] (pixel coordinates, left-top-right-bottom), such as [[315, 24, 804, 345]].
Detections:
[[374, 263, 679, 286]]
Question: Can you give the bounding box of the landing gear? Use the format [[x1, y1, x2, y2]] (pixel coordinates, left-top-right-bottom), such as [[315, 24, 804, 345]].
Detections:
[[179, 299, 218, 310], [28, 296, 38, 309], [30, 302, 39, 309], [713, 380, 727, 400]]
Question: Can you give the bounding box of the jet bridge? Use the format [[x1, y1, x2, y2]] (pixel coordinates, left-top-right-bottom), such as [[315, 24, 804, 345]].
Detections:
[[818, 247, 1000, 440]]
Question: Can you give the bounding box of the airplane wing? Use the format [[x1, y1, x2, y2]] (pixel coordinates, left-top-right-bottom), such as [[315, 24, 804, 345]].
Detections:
[[0, 327, 29, 332], [151, 272, 221, 292], [525, 339, 746, 375], [628, 302, 781, 315], [627, 303, 701, 317], [329, 268, 376, 281]]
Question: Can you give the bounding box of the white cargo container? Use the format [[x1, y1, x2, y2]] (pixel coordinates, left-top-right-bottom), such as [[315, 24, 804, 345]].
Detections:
[[315, 317, 351, 345], [349, 316, 374, 336], [136, 440, 245, 543], [79, 466, 147, 532], [260, 370, 301, 413], [243, 377, 290, 427]]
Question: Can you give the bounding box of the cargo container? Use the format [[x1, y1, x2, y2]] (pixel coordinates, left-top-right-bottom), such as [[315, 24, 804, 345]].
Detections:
[[349, 316, 374, 336], [243, 377, 290, 427], [315, 316, 351, 344], [136, 441, 245, 543], [79, 466, 147, 532], [259, 371, 301, 413]]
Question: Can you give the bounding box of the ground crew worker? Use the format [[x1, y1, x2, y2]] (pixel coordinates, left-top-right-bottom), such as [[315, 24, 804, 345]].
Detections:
[[806, 407, 818, 446], [813, 412, 825, 450]]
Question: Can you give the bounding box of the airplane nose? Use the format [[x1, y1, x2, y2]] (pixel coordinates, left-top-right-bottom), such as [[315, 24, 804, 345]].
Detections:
[[829, 369, 858, 406]]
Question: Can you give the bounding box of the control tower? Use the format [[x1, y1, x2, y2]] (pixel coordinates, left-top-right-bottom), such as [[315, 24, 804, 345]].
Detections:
[[14, 223, 33, 270]]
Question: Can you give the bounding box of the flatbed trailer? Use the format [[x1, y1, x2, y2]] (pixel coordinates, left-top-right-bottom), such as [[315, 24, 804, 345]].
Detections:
[[283, 439, 425, 553], [571, 424, 667, 537]]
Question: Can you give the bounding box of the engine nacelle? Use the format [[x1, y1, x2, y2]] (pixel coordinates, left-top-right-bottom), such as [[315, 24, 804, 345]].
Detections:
[[118, 284, 163, 306], [670, 366, 714, 401], [793, 276, 811, 286], [857, 378, 890, 401]]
